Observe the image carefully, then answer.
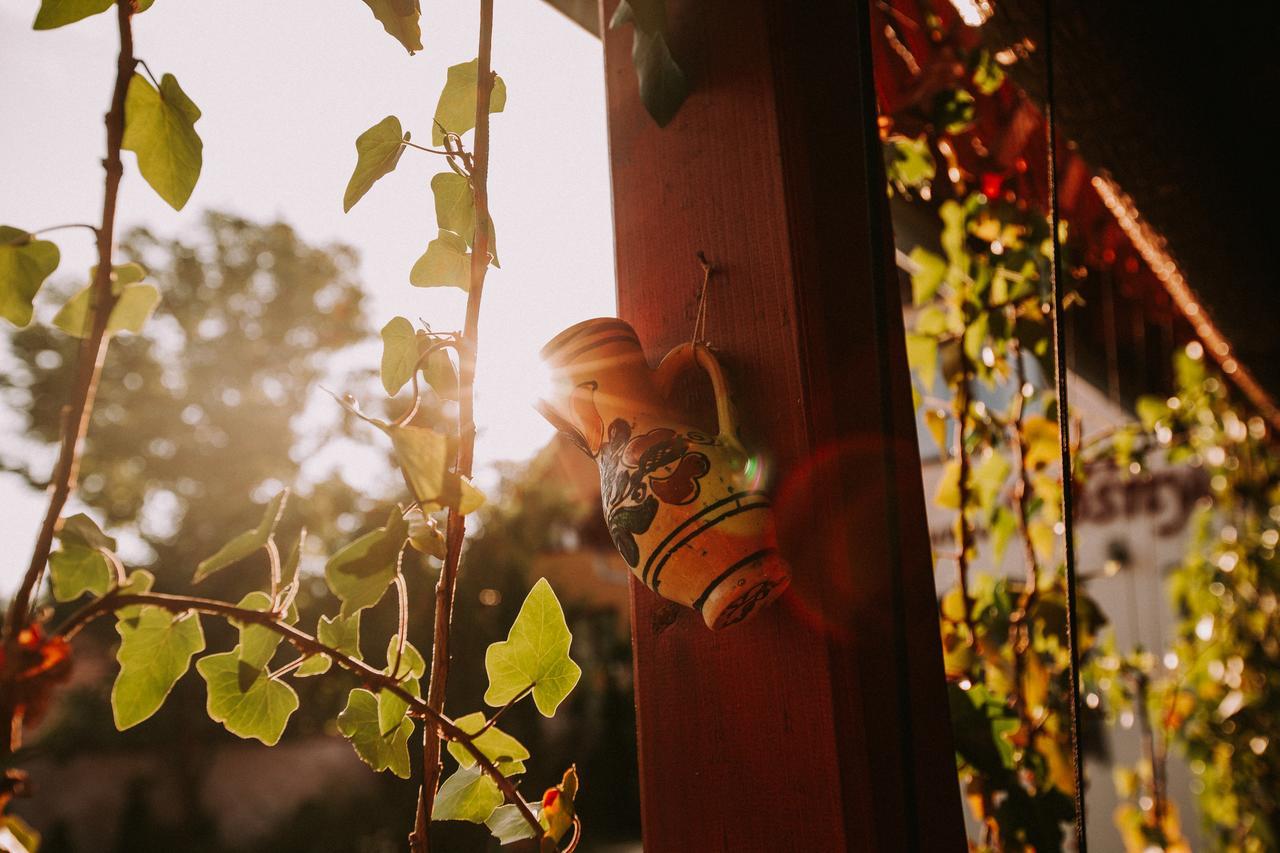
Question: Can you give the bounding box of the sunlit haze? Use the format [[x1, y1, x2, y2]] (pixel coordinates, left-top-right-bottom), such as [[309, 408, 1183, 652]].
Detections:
[[0, 1, 616, 592]]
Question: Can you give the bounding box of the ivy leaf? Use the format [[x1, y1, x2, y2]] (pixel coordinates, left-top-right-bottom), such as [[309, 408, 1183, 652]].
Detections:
[[380, 316, 420, 395], [112, 607, 205, 730], [378, 636, 425, 735], [197, 649, 299, 745], [484, 578, 581, 717], [448, 711, 530, 777], [233, 591, 284, 671], [50, 546, 111, 603], [430, 173, 498, 267], [122, 72, 203, 210], [409, 230, 470, 290], [486, 804, 540, 844], [324, 506, 408, 617], [280, 529, 304, 589], [296, 611, 362, 677], [193, 489, 288, 583], [0, 813, 42, 853], [33, 0, 112, 29], [359, 0, 422, 54], [338, 688, 413, 778], [434, 766, 503, 823], [344, 116, 408, 212], [0, 227, 59, 328], [54, 263, 160, 339], [406, 506, 447, 558], [432, 59, 507, 146], [420, 337, 460, 400], [630, 28, 688, 128], [49, 513, 117, 602], [909, 247, 947, 306], [388, 424, 486, 514]]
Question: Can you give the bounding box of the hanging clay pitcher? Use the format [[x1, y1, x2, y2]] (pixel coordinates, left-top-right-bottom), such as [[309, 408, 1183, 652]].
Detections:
[[537, 318, 791, 629]]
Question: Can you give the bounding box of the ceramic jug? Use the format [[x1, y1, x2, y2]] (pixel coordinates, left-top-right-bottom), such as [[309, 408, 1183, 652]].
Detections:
[[537, 318, 791, 629]]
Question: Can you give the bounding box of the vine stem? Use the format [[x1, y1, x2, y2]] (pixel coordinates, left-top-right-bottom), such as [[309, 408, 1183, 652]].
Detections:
[[412, 1, 506, 850], [0, 0, 134, 755], [51, 590, 542, 833]]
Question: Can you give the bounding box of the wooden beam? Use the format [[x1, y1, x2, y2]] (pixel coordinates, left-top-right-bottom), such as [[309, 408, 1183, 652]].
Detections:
[[599, 0, 966, 849]]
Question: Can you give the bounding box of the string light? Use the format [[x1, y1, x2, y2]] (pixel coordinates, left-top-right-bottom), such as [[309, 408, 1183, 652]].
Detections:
[[948, 0, 994, 26], [1091, 173, 1280, 430]]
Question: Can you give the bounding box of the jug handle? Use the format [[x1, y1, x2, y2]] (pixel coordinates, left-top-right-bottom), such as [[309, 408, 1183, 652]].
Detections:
[[654, 343, 744, 451]]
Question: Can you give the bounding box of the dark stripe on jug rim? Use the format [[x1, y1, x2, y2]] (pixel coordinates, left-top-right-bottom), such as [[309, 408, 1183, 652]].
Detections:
[[540, 318, 636, 360], [692, 548, 778, 612]]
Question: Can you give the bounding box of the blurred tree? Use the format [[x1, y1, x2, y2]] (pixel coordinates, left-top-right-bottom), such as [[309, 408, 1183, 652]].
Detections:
[[2, 211, 382, 591]]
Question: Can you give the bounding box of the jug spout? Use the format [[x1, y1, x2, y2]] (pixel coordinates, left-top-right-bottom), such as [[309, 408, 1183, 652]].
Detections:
[[537, 318, 660, 457]]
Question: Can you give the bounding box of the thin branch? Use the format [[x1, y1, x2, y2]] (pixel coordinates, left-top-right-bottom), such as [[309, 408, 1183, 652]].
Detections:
[[3, 1, 135, 743], [391, 560, 408, 680], [266, 537, 282, 599], [52, 589, 542, 834], [414, 2, 500, 849], [472, 684, 533, 738], [29, 223, 99, 237]]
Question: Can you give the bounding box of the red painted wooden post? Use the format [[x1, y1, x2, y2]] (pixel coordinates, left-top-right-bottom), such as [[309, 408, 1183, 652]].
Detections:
[[599, 0, 966, 849]]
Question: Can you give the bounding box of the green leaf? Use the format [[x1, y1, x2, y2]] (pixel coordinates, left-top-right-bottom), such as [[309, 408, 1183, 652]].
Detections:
[[430, 173, 498, 267], [432, 59, 507, 146], [909, 247, 947, 306], [33, 0, 111, 29], [280, 529, 304, 588], [905, 333, 939, 392], [50, 546, 111, 602], [388, 424, 486, 514], [631, 28, 687, 128], [122, 72, 203, 210], [380, 316, 420, 395], [324, 506, 408, 617], [359, 0, 422, 54], [420, 338, 460, 400], [486, 804, 540, 844], [406, 507, 447, 558], [0, 813, 41, 853], [434, 766, 503, 823], [194, 489, 288, 582], [431, 172, 474, 243], [50, 513, 117, 601], [484, 578, 581, 717], [884, 135, 936, 190], [197, 649, 299, 745], [54, 264, 161, 338], [971, 450, 1011, 514], [295, 611, 361, 677], [112, 606, 205, 729], [409, 230, 470, 290], [233, 591, 283, 671], [378, 635, 425, 736], [338, 688, 413, 778], [0, 226, 59, 328], [344, 116, 408, 212], [448, 711, 530, 777]]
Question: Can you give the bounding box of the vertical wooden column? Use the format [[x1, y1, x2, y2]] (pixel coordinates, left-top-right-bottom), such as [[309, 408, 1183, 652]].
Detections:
[[600, 0, 965, 849]]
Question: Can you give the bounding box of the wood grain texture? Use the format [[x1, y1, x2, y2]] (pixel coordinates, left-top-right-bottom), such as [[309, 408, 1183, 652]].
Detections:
[[600, 0, 966, 849]]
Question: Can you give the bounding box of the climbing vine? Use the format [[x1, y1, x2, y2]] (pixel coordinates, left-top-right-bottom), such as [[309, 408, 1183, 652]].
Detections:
[[0, 1, 583, 851]]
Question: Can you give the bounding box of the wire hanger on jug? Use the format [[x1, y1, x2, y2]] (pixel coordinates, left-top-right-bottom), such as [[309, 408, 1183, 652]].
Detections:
[[691, 251, 715, 346]]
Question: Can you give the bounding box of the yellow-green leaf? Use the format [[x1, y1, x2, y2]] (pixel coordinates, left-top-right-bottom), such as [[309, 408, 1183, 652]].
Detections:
[[194, 489, 288, 582], [33, 0, 111, 29], [380, 316, 420, 395], [377, 635, 425, 736], [295, 611, 362, 677], [434, 766, 503, 823], [344, 115, 408, 212], [49, 513, 117, 602], [324, 506, 407, 616], [486, 804, 540, 844], [197, 649, 299, 745], [359, 0, 422, 54], [122, 72, 203, 210], [484, 578, 581, 717], [388, 423, 486, 514], [448, 711, 530, 777], [409, 230, 470, 290], [54, 263, 160, 338], [909, 246, 947, 306], [432, 59, 507, 146], [430, 172, 498, 267], [112, 607, 205, 729], [0, 226, 59, 327], [338, 687, 413, 777]]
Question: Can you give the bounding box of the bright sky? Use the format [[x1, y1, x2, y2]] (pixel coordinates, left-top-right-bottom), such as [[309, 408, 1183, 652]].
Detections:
[[0, 0, 616, 592]]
